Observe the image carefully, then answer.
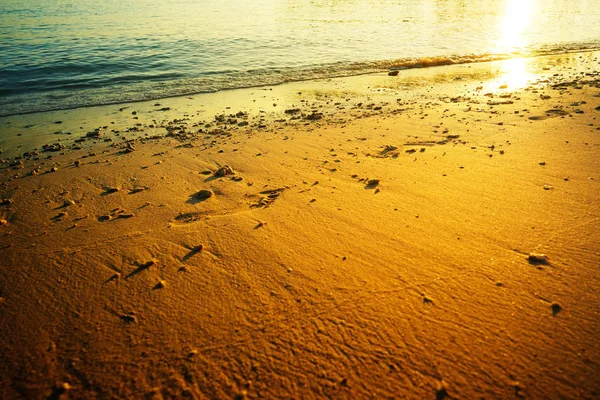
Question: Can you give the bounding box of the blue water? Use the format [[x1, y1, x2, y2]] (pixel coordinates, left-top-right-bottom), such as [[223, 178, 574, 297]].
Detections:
[[1, 0, 599, 117]]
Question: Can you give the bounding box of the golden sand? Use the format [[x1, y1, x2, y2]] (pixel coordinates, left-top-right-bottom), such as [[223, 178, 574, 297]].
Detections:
[[1, 52, 599, 399]]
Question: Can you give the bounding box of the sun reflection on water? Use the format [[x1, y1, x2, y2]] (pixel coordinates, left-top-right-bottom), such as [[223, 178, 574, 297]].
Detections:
[[490, 0, 538, 92], [496, 0, 535, 54], [497, 58, 532, 90]]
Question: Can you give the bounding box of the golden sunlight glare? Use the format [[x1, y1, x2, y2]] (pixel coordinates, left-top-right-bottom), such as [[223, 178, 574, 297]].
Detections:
[[496, 0, 534, 54], [498, 57, 533, 90]]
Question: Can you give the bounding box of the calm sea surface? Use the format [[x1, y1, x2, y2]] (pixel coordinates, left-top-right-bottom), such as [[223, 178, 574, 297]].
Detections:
[[1, 0, 599, 116]]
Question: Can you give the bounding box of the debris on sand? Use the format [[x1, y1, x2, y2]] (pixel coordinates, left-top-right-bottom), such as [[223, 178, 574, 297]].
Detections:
[[116, 213, 135, 219], [98, 208, 134, 221], [129, 187, 147, 194], [182, 244, 204, 261], [42, 143, 64, 152], [124, 143, 136, 153], [379, 144, 399, 157], [51, 382, 71, 397], [551, 303, 562, 316], [251, 188, 286, 208], [528, 253, 549, 265], [512, 381, 524, 397], [86, 129, 102, 138], [193, 189, 213, 200], [215, 165, 235, 177], [304, 112, 323, 121], [435, 380, 449, 399], [126, 260, 154, 279], [138, 260, 155, 269], [105, 273, 121, 283], [365, 179, 380, 189], [104, 187, 120, 194], [120, 313, 138, 323]]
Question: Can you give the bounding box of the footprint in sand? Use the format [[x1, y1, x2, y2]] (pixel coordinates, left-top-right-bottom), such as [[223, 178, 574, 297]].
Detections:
[[249, 188, 286, 208]]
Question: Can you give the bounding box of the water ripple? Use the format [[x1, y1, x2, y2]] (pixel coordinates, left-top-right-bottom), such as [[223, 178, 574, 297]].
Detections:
[[0, 0, 599, 116]]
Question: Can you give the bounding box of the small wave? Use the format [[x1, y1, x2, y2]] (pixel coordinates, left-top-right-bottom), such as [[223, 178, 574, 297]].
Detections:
[[380, 42, 600, 71], [1, 41, 599, 117]]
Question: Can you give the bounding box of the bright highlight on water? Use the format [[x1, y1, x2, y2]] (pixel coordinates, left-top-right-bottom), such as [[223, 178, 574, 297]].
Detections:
[[1, 0, 599, 116]]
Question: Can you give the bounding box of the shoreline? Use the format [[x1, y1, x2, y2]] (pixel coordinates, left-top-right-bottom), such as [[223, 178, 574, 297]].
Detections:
[[0, 50, 598, 160], [1, 50, 599, 398], [2, 44, 600, 119]]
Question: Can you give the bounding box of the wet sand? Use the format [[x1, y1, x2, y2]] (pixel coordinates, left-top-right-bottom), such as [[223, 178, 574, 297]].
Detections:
[[1, 52, 599, 399]]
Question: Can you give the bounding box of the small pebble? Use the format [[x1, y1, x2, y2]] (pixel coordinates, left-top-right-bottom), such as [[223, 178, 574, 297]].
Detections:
[[139, 260, 155, 268], [435, 380, 449, 399], [56, 382, 71, 394], [215, 165, 234, 177], [120, 314, 137, 323], [194, 189, 213, 200], [116, 213, 135, 219], [528, 253, 549, 265], [551, 303, 562, 316]]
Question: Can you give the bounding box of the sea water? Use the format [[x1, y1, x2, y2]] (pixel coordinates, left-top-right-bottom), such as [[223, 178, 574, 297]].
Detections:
[[1, 0, 599, 117]]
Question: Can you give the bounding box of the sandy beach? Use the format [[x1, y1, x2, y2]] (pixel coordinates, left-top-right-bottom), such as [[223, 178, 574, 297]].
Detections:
[[1, 51, 599, 399]]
